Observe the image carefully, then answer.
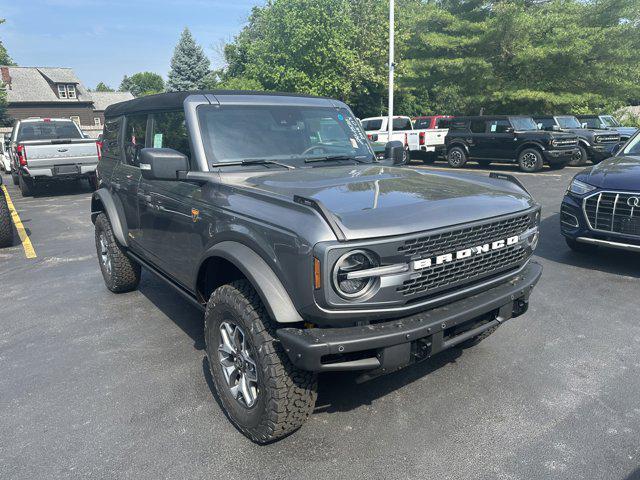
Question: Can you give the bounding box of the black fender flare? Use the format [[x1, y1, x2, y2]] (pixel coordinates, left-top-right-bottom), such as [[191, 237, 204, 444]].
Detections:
[[446, 141, 470, 156], [516, 142, 546, 156], [200, 241, 303, 324], [91, 188, 129, 247]]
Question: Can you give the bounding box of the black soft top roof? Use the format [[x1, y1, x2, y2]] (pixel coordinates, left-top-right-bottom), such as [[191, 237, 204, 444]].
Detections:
[[452, 115, 533, 121], [104, 90, 333, 118]]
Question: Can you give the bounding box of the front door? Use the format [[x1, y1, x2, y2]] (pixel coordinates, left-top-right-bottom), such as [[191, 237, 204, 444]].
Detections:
[[485, 119, 516, 159], [137, 110, 204, 288]]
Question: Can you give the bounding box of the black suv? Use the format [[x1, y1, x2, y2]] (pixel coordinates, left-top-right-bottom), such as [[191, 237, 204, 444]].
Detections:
[[91, 91, 542, 443], [533, 115, 620, 166], [444, 116, 578, 172]]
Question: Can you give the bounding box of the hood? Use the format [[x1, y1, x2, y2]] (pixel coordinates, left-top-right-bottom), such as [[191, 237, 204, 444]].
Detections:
[[614, 126, 638, 136], [518, 130, 574, 140], [563, 127, 613, 138], [578, 155, 640, 190], [231, 165, 535, 240]]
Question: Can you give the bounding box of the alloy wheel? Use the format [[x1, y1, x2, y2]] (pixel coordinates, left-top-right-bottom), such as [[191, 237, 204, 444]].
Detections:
[[449, 150, 463, 166], [521, 152, 538, 170], [99, 234, 112, 275], [218, 321, 259, 408]]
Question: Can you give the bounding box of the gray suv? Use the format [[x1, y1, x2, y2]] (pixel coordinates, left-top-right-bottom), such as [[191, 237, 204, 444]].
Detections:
[[91, 91, 543, 443]]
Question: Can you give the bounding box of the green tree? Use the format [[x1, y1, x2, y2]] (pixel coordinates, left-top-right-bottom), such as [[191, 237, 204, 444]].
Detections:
[[166, 28, 210, 92], [119, 72, 165, 97], [94, 82, 114, 92]]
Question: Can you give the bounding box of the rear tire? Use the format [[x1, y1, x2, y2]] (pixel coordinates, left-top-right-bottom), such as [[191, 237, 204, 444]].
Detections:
[[18, 174, 33, 197], [94, 213, 140, 293], [88, 175, 98, 191], [447, 146, 468, 168], [11, 170, 19, 185], [205, 280, 317, 444], [0, 190, 13, 248], [568, 145, 588, 167], [518, 148, 544, 172]]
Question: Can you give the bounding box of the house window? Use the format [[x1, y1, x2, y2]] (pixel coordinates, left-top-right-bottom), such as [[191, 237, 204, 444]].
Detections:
[[67, 84, 76, 98], [94, 117, 101, 127], [70, 116, 80, 126], [58, 84, 67, 98]]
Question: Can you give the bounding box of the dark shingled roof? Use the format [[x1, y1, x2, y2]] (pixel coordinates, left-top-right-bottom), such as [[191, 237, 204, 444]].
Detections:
[[104, 90, 330, 117]]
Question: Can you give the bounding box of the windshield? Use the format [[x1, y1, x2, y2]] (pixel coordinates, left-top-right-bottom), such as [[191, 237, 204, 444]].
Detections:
[[601, 115, 621, 128], [510, 117, 538, 131], [622, 133, 640, 156], [17, 120, 82, 142], [556, 116, 582, 129], [198, 105, 373, 165]]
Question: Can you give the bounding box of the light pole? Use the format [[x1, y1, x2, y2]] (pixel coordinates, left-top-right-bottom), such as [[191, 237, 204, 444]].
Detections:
[[388, 0, 395, 141]]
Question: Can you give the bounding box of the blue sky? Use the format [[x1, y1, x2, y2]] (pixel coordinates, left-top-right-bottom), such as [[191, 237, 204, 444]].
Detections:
[[0, 0, 262, 89]]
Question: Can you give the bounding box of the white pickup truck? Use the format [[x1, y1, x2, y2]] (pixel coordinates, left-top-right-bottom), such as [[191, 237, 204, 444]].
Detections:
[[9, 118, 99, 196], [360, 115, 448, 163]]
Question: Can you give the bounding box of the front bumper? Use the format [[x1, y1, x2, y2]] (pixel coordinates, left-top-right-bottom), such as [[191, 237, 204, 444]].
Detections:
[[542, 148, 578, 164], [278, 261, 542, 373], [586, 144, 617, 162]]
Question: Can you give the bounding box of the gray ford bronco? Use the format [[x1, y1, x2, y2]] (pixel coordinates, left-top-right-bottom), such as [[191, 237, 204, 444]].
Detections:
[[91, 91, 542, 443]]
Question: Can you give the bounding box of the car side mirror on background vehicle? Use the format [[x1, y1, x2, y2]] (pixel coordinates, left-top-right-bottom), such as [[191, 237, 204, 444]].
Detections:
[[581, 123, 587, 128], [139, 148, 189, 181], [552, 125, 562, 131], [505, 127, 514, 134], [385, 140, 405, 164]]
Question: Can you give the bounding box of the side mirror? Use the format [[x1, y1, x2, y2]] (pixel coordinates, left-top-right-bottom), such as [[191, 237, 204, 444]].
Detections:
[[505, 127, 514, 134], [581, 123, 587, 128], [552, 125, 562, 131], [611, 141, 625, 156], [385, 140, 405, 165], [139, 148, 189, 181]]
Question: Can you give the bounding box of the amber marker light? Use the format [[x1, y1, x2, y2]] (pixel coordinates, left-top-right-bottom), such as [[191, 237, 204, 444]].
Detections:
[[314, 258, 321, 289]]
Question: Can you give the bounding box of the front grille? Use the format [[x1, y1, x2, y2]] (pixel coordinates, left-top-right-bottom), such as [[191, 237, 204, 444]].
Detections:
[[554, 138, 578, 147], [594, 134, 620, 144], [397, 214, 532, 298], [584, 191, 640, 237]]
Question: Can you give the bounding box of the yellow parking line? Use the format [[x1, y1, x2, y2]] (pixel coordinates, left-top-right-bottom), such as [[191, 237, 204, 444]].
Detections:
[[2, 185, 37, 259]]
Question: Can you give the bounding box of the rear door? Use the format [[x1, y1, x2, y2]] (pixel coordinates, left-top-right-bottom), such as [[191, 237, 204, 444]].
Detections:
[[467, 119, 490, 158], [111, 113, 148, 246], [138, 110, 202, 287]]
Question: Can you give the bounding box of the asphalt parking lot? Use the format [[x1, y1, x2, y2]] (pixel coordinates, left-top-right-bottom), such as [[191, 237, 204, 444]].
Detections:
[[1, 163, 640, 480]]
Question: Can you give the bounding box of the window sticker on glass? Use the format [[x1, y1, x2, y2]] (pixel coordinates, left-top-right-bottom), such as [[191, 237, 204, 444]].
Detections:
[[490, 124, 497, 132], [337, 114, 344, 121], [153, 133, 163, 148], [350, 138, 358, 148]]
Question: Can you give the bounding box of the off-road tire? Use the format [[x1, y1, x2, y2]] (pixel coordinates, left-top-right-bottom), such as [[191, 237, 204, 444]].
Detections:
[[568, 145, 588, 167], [0, 191, 13, 248], [205, 280, 317, 444], [88, 175, 99, 191], [94, 213, 140, 293], [565, 237, 595, 253], [518, 148, 544, 172], [447, 146, 468, 168], [460, 324, 499, 348], [11, 171, 19, 185], [18, 174, 33, 197]]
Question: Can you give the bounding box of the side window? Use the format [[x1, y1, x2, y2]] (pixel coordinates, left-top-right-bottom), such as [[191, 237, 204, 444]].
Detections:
[[488, 119, 511, 133], [470, 120, 486, 134], [363, 119, 382, 131], [393, 118, 412, 131], [151, 111, 191, 160], [536, 118, 555, 130], [102, 117, 122, 159], [124, 114, 148, 167], [414, 118, 430, 129]]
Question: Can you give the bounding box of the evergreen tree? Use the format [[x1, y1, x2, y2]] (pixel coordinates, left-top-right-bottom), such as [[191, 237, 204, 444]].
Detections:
[[95, 82, 114, 92], [166, 28, 210, 92]]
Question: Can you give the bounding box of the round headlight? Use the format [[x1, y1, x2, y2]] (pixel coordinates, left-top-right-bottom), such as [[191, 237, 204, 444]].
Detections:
[[550, 139, 558, 147], [332, 250, 378, 299]]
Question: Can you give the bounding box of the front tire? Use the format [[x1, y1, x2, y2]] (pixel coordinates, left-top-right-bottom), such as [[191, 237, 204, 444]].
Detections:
[[569, 145, 588, 167], [205, 280, 317, 444], [94, 213, 140, 293], [0, 191, 13, 248], [518, 148, 543, 172], [447, 146, 468, 168]]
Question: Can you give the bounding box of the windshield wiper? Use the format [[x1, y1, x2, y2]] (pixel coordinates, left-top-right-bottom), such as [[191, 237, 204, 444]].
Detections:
[[304, 155, 367, 164], [212, 158, 295, 170]]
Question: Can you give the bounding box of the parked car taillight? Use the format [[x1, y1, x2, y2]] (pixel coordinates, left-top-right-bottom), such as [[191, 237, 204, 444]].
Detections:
[[16, 144, 27, 166], [419, 131, 425, 146], [96, 141, 103, 161]]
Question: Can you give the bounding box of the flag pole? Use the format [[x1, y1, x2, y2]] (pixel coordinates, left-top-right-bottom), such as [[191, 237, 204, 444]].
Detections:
[[388, 0, 395, 141]]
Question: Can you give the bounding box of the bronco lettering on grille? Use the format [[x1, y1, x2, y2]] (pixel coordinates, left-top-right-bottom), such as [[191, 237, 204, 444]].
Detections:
[[412, 235, 520, 270]]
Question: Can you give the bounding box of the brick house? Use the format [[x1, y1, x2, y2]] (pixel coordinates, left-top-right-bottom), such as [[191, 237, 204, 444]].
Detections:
[[1, 66, 133, 128]]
